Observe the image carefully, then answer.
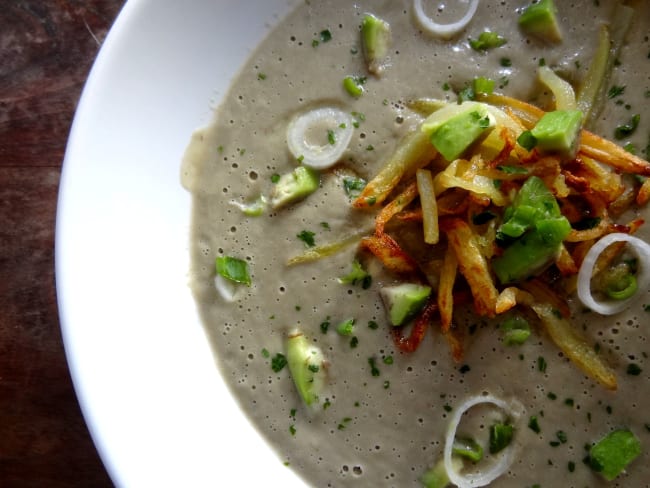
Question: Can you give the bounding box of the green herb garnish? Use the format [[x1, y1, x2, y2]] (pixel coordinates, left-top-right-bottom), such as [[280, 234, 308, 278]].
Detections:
[[216, 256, 251, 285], [489, 423, 514, 454], [297, 230, 316, 247], [271, 353, 288, 372], [469, 31, 507, 51]]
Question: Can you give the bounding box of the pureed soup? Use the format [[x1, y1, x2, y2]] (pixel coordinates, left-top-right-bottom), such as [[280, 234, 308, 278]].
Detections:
[[183, 0, 650, 486]]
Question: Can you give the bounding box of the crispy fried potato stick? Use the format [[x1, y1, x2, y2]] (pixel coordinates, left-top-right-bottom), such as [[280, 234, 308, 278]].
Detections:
[[416, 169, 440, 244], [637, 178, 650, 206], [353, 129, 436, 209], [479, 93, 543, 128], [437, 189, 470, 216], [567, 156, 624, 204], [444, 328, 464, 363], [375, 181, 419, 235], [531, 302, 617, 390], [565, 217, 610, 243], [495, 287, 534, 314], [360, 233, 420, 276], [391, 297, 437, 353], [520, 279, 571, 319], [438, 245, 457, 331], [579, 131, 650, 177], [440, 218, 499, 317], [555, 244, 579, 276]]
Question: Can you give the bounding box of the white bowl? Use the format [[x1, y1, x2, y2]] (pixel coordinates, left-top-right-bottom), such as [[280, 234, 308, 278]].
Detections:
[[55, 0, 305, 486]]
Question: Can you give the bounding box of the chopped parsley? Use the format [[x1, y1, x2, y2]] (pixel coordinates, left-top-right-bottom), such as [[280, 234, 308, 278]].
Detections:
[[327, 129, 336, 145], [271, 353, 288, 373], [489, 423, 514, 454], [528, 416, 541, 434], [320, 318, 331, 334], [538, 356, 548, 373], [368, 357, 381, 376], [343, 176, 367, 198], [337, 417, 352, 430], [607, 85, 626, 98], [614, 113, 640, 140], [296, 230, 316, 247], [627, 363, 642, 376]]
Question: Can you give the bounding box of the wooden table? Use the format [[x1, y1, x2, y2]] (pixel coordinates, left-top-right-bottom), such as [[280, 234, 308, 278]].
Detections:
[[1, 1, 124, 485]]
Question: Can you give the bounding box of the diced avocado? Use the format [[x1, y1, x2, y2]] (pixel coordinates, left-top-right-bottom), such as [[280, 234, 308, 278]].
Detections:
[[518, 0, 562, 43], [511, 175, 562, 217], [589, 429, 641, 481], [429, 107, 495, 162], [492, 216, 571, 284], [498, 204, 544, 239], [286, 330, 326, 407], [361, 13, 391, 76], [497, 175, 562, 241], [493, 177, 571, 284], [530, 109, 583, 156], [380, 283, 431, 326], [271, 166, 320, 208]]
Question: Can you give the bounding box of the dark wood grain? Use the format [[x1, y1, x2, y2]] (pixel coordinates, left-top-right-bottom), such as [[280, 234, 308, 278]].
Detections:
[[0, 1, 124, 486]]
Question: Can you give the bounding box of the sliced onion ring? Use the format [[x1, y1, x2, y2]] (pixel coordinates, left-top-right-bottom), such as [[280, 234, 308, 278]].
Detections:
[[577, 233, 650, 315], [286, 107, 353, 170], [444, 394, 524, 488], [413, 0, 479, 39]]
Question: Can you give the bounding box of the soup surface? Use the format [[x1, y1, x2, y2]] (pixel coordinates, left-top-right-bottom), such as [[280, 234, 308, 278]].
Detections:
[[183, 1, 650, 486]]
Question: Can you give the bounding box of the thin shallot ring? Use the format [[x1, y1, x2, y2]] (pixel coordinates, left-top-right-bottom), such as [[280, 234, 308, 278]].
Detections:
[[286, 107, 353, 170], [413, 0, 479, 39], [444, 394, 524, 488], [577, 233, 650, 315]]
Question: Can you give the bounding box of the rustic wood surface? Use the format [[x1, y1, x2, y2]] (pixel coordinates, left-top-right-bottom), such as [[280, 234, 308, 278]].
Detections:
[[1, 1, 125, 486]]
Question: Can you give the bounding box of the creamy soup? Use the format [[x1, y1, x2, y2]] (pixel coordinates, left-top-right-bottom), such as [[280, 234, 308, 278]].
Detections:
[[183, 1, 650, 486]]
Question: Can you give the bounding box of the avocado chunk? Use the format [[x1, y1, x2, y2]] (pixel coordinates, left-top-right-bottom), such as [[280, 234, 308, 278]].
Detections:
[[518, 0, 562, 43], [380, 283, 431, 326], [530, 109, 583, 157], [361, 13, 391, 76], [493, 176, 571, 284], [286, 330, 326, 407], [428, 106, 495, 162], [493, 216, 571, 284], [589, 429, 641, 481], [271, 166, 320, 208]]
